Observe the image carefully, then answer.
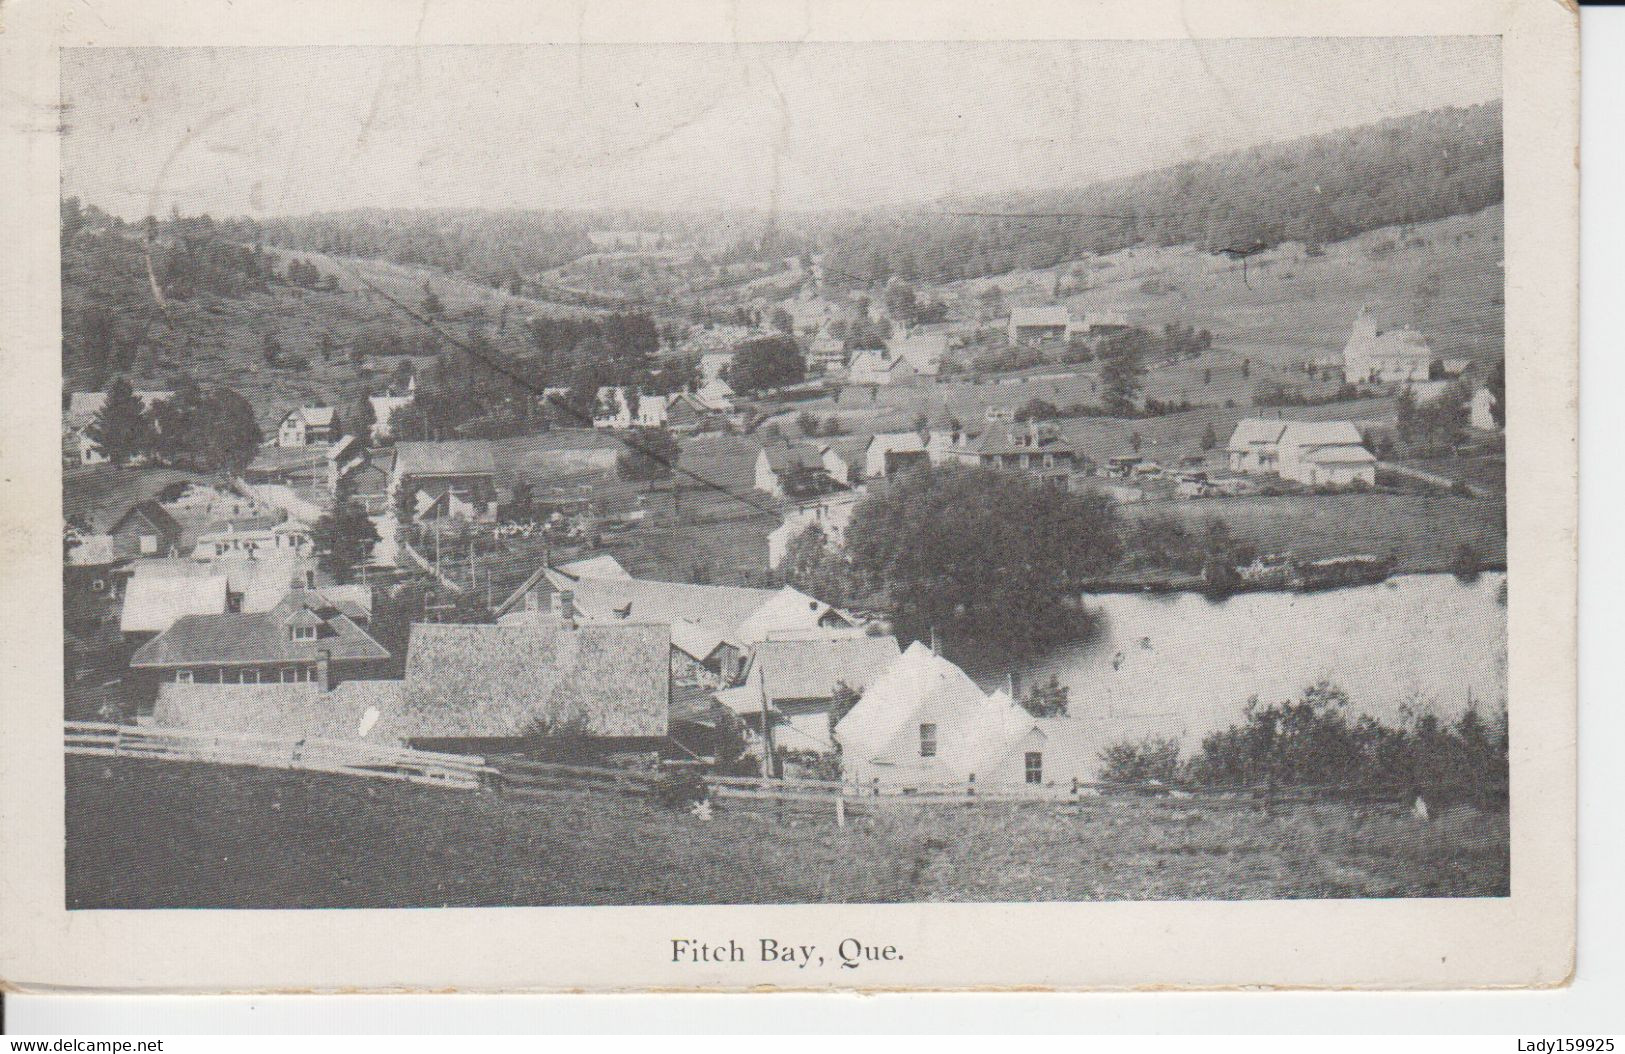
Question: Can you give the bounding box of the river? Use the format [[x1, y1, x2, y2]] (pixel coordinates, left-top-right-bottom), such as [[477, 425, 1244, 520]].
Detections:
[[972, 573, 1508, 750]]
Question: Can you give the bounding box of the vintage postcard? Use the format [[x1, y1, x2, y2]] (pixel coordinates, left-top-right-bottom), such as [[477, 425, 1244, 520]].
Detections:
[[0, 0, 1577, 993]]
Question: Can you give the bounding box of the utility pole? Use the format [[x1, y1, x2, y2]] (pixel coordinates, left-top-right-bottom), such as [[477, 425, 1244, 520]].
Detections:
[[759, 665, 776, 780]]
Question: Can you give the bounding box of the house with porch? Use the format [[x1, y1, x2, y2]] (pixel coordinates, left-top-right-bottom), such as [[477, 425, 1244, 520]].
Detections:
[[969, 423, 1079, 486], [863, 432, 928, 479], [129, 584, 387, 704]]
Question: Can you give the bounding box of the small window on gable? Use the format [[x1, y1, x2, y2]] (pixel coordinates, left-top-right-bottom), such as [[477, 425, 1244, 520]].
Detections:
[[919, 722, 938, 758], [290, 625, 318, 641]]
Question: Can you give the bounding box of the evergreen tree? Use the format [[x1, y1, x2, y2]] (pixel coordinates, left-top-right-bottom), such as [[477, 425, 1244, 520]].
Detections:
[[313, 496, 381, 583], [87, 378, 156, 465]]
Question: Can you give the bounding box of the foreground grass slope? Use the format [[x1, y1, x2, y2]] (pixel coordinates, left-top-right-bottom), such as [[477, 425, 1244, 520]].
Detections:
[[67, 757, 1508, 908]]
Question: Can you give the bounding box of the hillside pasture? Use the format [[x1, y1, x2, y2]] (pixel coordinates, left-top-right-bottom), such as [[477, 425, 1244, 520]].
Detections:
[[66, 756, 1508, 908]]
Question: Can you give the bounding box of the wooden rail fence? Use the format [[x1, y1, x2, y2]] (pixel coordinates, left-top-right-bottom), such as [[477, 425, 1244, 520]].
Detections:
[[67, 724, 1412, 815], [65, 722, 494, 789]]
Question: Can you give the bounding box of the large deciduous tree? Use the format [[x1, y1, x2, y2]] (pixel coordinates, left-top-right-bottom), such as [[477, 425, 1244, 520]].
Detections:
[[728, 335, 805, 395], [615, 427, 681, 486], [845, 464, 1120, 653]]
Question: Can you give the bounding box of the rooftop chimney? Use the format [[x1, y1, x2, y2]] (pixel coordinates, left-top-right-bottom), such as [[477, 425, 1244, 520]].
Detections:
[[316, 649, 332, 692], [553, 589, 577, 627]]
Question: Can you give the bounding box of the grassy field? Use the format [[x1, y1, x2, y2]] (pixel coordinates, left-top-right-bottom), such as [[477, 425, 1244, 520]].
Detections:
[[66, 757, 1508, 908], [1123, 490, 1506, 573]]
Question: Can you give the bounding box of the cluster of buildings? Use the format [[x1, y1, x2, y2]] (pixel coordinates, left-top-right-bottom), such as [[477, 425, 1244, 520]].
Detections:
[[135, 548, 1104, 789]]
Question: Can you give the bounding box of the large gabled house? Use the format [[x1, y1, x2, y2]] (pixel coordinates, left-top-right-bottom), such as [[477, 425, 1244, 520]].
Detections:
[[834, 642, 1102, 790], [847, 348, 916, 387], [863, 432, 928, 479], [129, 584, 388, 698]]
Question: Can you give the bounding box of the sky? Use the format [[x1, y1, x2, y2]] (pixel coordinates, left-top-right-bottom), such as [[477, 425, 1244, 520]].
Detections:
[[60, 38, 1501, 220]]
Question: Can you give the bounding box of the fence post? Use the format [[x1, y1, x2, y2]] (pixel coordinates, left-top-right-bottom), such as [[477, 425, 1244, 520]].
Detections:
[[835, 795, 846, 829]]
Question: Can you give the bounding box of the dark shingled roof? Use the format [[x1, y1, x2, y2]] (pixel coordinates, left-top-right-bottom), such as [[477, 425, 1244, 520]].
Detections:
[[761, 443, 826, 474], [400, 621, 670, 738], [748, 634, 903, 703], [130, 587, 389, 668]]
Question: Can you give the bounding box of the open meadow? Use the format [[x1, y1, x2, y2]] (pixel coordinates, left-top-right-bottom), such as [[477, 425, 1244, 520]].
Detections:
[[66, 756, 1509, 908]]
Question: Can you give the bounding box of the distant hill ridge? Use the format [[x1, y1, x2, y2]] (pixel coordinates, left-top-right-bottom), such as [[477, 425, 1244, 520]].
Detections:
[[815, 100, 1504, 285]]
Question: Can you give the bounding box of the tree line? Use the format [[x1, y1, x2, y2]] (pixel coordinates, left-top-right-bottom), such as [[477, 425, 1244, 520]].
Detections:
[[814, 101, 1502, 287]]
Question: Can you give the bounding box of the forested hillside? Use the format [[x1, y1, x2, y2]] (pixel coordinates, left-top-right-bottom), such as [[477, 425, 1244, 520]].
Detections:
[[813, 101, 1502, 286]]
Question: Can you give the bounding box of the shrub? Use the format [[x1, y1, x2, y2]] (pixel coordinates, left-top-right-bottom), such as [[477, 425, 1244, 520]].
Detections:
[[653, 769, 709, 811], [1098, 737, 1182, 784]]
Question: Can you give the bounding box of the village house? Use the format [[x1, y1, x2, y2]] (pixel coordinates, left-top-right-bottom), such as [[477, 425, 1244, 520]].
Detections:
[[64, 390, 174, 465], [1226, 418, 1288, 474], [368, 377, 416, 441], [497, 568, 850, 686], [817, 442, 859, 488], [886, 331, 948, 378], [1276, 421, 1377, 487], [662, 392, 714, 433], [591, 387, 634, 429], [767, 490, 861, 570], [834, 642, 1101, 790], [806, 331, 847, 375], [1471, 387, 1500, 431], [969, 423, 1079, 486], [190, 513, 312, 561], [390, 439, 499, 522], [635, 393, 669, 429], [128, 583, 387, 702], [694, 379, 735, 413], [277, 406, 338, 448], [864, 432, 928, 479], [1007, 305, 1073, 347], [699, 352, 735, 385], [1342, 306, 1434, 383], [1226, 418, 1376, 487], [847, 348, 916, 387], [926, 428, 975, 466], [713, 631, 902, 753], [754, 442, 838, 498], [108, 500, 182, 559]]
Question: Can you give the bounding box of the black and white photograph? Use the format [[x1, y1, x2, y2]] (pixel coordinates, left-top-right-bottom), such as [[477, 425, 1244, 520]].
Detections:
[[50, 36, 1522, 912]]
